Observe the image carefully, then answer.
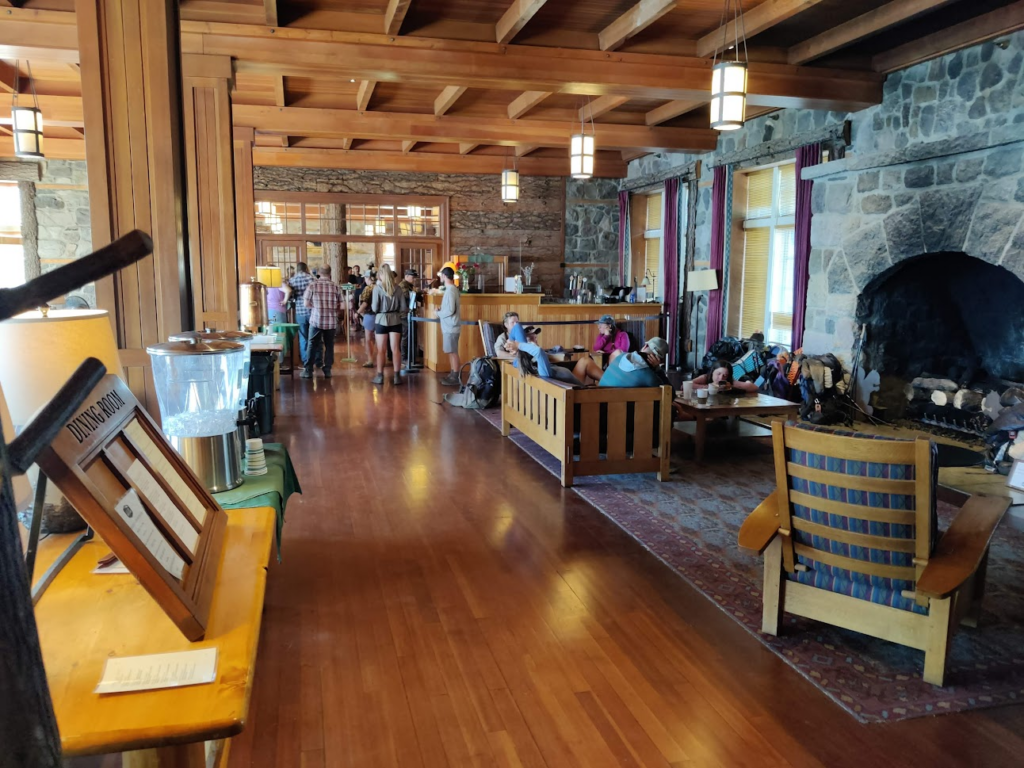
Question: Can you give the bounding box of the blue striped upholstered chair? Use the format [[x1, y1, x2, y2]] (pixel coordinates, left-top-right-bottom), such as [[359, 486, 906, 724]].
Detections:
[[738, 422, 1009, 686]]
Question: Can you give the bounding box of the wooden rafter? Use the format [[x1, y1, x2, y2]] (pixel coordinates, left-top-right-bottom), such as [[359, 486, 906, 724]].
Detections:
[[233, 105, 719, 153], [0, 8, 79, 63], [789, 0, 957, 65], [262, 0, 277, 27], [872, 0, 1024, 73], [402, 140, 417, 153], [697, 0, 827, 59], [579, 95, 629, 122], [621, 149, 648, 162], [434, 85, 467, 116], [599, 0, 678, 52], [508, 91, 552, 119], [356, 80, 377, 112], [645, 99, 703, 126], [515, 145, 538, 157], [496, 0, 548, 45], [341, 138, 353, 150], [459, 143, 478, 155], [384, 0, 413, 36], [252, 147, 628, 178], [273, 76, 288, 147]]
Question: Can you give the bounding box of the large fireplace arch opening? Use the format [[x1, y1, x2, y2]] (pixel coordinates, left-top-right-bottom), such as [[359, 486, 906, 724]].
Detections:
[[857, 252, 1024, 386]]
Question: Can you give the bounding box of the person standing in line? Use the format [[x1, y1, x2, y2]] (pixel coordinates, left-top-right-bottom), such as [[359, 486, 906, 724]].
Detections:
[[301, 264, 341, 380], [437, 266, 461, 386], [288, 262, 315, 367], [357, 271, 378, 369], [371, 264, 409, 386], [399, 268, 419, 368]]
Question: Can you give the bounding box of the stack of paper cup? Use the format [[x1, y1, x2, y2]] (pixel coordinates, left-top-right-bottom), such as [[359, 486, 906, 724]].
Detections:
[[244, 438, 268, 476]]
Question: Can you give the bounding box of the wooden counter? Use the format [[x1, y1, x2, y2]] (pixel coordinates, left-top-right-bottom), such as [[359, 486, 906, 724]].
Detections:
[[420, 293, 663, 372]]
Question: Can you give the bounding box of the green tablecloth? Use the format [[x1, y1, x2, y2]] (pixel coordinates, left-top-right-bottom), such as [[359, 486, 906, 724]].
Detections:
[[212, 443, 300, 561], [270, 323, 299, 356]]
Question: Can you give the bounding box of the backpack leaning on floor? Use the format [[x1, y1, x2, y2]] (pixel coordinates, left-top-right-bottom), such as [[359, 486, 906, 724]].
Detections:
[[443, 357, 500, 409]]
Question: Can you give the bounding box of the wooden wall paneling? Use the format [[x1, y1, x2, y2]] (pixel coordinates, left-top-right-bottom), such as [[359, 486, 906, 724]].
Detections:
[[234, 127, 257, 284], [75, 0, 189, 411], [184, 57, 240, 330]]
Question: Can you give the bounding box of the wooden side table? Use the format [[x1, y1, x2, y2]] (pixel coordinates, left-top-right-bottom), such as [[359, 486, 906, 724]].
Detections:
[[34, 507, 276, 767], [674, 392, 800, 462]]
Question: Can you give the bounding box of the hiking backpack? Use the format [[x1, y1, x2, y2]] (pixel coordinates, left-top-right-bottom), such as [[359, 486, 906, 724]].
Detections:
[[444, 357, 501, 409]]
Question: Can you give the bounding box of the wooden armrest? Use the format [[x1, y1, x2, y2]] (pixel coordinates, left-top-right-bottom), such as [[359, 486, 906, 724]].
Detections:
[[738, 491, 782, 554], [917, 493, 1010, 599]]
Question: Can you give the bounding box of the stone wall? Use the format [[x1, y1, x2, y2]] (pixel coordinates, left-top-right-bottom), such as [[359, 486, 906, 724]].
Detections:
[[624, 31, 1024, 369], [564, 178, 620, 291], [254, 167, 566, 293]]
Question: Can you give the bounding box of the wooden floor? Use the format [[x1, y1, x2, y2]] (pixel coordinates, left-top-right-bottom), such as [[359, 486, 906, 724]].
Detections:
[[70, 363, 1024, 767]]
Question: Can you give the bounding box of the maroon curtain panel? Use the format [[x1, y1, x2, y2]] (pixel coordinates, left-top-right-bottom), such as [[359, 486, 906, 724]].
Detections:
[[792, 143, 821, 351], [617, 190, 629, 285], [663, 177, 680, 366], [705, 165, 728, 352]]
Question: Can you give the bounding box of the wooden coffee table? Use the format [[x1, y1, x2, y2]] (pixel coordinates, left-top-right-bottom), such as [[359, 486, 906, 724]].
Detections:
[[674, 392, 800, 462]]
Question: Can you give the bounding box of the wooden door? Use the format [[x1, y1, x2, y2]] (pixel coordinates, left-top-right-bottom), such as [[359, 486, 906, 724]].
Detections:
[[259, 241, 303, 275], [399, 245, 437, 290]]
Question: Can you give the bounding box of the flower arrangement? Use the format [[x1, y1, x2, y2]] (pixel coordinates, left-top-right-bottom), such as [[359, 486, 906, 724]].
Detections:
[[457, 262, 480, 292]]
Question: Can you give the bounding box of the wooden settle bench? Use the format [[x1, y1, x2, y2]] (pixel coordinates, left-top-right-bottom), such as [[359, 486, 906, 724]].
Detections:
[[500, 361, 672, 487]]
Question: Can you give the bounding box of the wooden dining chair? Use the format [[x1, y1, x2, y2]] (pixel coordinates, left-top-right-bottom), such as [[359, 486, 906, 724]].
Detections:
[[738, 422, 1009, 686]]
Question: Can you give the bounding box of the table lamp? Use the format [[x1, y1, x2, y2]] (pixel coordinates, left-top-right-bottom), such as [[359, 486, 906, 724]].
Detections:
[[686, 269, 719, 370], [0, 309, 123, 534], [256, 265, 282, 288]]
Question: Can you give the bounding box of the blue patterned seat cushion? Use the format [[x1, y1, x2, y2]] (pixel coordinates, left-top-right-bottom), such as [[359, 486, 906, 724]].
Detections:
[[784, 423, 937, 616]]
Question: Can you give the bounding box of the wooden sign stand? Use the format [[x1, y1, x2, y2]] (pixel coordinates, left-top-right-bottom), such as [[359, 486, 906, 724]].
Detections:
[[35, 375, 226, 641]]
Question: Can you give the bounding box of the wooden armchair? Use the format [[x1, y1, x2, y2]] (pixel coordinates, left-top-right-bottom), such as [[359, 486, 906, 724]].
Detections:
[[478, 320, 506, 358], [738, 422, 1009, 686]]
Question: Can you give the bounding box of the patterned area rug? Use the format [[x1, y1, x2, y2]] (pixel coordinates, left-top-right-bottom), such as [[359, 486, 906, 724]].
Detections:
[[478, 409, 1024, 723]]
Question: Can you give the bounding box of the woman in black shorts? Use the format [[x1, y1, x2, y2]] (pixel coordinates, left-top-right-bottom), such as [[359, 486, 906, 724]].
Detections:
[[370, 264, 409, 386]]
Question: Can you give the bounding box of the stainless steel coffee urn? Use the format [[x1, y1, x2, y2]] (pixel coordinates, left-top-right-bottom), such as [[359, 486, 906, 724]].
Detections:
[[239, 277, 268, 333]]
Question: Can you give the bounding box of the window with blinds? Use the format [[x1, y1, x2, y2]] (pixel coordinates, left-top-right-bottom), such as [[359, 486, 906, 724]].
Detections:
[[737, 163, 797, 346], [643, 192, 662, 298]]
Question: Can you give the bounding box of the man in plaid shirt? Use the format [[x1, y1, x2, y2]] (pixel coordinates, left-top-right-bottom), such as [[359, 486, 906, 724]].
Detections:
[[301, 264, 341, 379], [287, 262, 315, 367]]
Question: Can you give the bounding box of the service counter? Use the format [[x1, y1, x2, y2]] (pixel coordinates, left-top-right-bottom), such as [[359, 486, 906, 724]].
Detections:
[[421, 293, 663, 372]]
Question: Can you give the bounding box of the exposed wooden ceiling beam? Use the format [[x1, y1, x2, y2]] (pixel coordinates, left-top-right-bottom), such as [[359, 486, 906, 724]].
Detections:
[[252, 146, 628, 178], [402, 140, 417, 152], [459, 143, 478, 155], [197, 28, 880, 111], [872, 0, 1024, 73], [356, 80, 377, 112], [0, 136, 85, 160], [621, 149, 648, 162], [508, 91, 552, 119], [0, 95, 84, 126], [384, 0, 413, 36], [789, 0, 957, 65], [496, 0, 548, 45], [434, 85, 468, 116], [341, 138, 353, 150], [579, 95, 629, 122], [697, 1, 826, 59], [515, 145, 539, 157], [234, 104, 719, 153], [262, 0, 277, 27], [272, 75, 289, 147], [599, 0, 678, 52], [645, 99, 703, 126], [0, 8, 79, 63]]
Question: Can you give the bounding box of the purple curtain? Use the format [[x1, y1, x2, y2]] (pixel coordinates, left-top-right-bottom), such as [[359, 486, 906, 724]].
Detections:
[[617, 190, 629, 285], [792, 143, 821, 351], [663, 177, 681, 366], [705, 165, 727, 352]]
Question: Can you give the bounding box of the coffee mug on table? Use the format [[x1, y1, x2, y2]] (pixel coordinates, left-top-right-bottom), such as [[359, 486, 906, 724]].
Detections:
[[682, 380, 694, 399], [708, 383, 719, 396], [696, 388, 709, 401]]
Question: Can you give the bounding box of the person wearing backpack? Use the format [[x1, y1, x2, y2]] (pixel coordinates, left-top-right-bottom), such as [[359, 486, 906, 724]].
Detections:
[[370, 264, 408, 386]]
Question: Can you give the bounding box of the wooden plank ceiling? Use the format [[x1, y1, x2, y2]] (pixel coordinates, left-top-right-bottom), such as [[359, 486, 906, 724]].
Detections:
[[1, 0, 1022, 175]]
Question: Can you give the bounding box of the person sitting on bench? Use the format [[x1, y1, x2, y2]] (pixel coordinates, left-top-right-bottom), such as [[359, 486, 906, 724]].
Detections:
[[493, 311, 521, 357], [598, 338, 672, 389], [504, 324, 582, 385]]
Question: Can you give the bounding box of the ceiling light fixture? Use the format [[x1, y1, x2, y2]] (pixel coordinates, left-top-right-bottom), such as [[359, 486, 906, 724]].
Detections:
[[11, 60, 45, 159], [709, 0, 748, 131], [570, 99, 595, 180], [501, 150, 520, 203]]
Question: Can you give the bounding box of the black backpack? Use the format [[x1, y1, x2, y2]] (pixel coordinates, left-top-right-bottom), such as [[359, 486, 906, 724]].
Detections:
[[444, 357, 501, 409]]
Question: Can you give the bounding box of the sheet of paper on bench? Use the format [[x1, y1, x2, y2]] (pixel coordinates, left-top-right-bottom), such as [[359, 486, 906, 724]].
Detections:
[[95, 647, 218, 695], [126, 459, 199, 554], [124, 420, 208, 526], [112, 488, 185, 579]]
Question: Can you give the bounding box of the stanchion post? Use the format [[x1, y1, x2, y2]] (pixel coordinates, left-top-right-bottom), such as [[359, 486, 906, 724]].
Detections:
[[339, 286, 357, 363]]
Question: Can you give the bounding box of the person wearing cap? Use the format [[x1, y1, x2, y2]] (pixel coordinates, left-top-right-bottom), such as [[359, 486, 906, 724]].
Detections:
[[399, 268, 419, 366], [594, 315, 630, 355], [504, 323, 582, 385], [596, 337, 672, 389], [437, 266, 462, 386]]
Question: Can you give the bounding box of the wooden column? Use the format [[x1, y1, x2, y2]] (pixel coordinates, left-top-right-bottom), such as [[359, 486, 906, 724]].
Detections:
[[183, 55, 239, 330], [233, 127, 257, 283], [75, 0, 189, 411]]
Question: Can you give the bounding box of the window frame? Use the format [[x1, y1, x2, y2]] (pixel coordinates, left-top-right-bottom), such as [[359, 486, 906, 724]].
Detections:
[[642, 191, 664, 300]]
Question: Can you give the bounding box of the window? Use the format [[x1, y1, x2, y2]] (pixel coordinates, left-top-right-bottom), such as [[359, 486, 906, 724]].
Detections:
[[738, 163, 795, 345], [643, 192, 662, 299], [0, 183, 24, 289], [254, 200, 442, 238]]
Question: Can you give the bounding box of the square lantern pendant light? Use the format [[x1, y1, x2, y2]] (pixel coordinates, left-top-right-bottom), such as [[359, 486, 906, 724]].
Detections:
[[501, 152, 519, 202], [11, 61, 45, 159], [709, 1, 748, 132], [570, 100, 595, 180]]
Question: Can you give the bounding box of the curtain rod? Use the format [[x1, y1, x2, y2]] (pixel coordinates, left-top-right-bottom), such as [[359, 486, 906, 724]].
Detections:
[[619, 160, 700, 193]]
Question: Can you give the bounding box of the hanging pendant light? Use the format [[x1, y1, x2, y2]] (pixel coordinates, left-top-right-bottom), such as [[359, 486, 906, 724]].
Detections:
[[570, 99, 595, 180], [11, 61, 45, 159], [501, 151, 519, 203], [709, 0, 748, 131]]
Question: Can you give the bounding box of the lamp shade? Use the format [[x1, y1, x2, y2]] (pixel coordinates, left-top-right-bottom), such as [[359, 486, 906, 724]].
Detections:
[[710, 61, 747, 131], [256, 265, 282, 288], [0, 381, 32, 511], [12, 105, 44, 158], [0, 309, 122, 430], [569, 132, 594, 179], [687, 269, 719, 292], [501, 168, 520, 202]]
